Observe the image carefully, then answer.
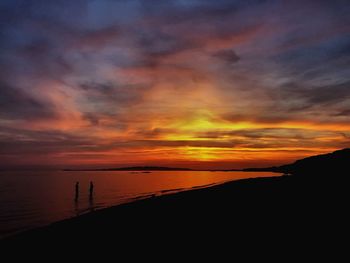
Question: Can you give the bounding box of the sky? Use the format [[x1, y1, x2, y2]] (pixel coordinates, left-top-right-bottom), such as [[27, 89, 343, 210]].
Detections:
[[0, 0, 349, 169]]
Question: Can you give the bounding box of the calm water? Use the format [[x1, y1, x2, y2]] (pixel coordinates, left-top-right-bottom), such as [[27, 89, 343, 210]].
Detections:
[[0, 170, 280, 238]]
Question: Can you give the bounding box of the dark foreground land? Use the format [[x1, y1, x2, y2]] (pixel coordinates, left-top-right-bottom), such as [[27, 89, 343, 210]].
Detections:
[[1, 149, 348, 255]]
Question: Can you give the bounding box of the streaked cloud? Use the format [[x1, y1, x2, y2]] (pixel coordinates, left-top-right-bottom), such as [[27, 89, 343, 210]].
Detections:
[[0, 0, 349, 168]]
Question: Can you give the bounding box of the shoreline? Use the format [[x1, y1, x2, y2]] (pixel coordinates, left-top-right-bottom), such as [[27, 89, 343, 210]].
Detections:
[[1, 171, 345, 254], [3, 174, 301, 242], [0, 170, 281, 239], [0, 175, 277, 240]]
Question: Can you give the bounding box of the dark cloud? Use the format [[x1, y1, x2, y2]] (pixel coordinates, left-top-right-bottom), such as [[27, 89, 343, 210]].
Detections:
[[280, 81, 350, 106], [213, 49, 240, 64], [82, 112, 100, 126], [73, 26, 120, 49], [78, 81, 146, 110], [334, 109, 350, 117], [195, 128, 336, 140], [0, 81, 56, 120], [0, 126, 97, 157], [137, 31, 190, 57], [133, 128, 174, 138], [221, 112, 298, 125], [129, 140, 240, 148]]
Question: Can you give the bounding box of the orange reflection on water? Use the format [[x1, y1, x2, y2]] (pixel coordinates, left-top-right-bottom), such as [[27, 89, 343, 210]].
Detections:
[[0, 170, 280, 237]]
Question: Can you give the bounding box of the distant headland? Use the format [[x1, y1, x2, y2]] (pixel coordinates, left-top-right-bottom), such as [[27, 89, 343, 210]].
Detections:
[[64, 148, 350, 173], [63, 166, 194, 171]]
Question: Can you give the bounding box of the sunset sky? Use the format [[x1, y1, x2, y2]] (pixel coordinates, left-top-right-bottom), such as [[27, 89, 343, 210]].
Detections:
[[0, 0, 349, 169]]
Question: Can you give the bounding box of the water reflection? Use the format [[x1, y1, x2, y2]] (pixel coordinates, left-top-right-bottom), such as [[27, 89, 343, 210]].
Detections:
[[73, 181, 95, 215], [1, 170, 281, 237], [89, 194, 94, 212], [74, 198, 80, 216], [74, 181, 79, 202], [89, 181, 94, 212]]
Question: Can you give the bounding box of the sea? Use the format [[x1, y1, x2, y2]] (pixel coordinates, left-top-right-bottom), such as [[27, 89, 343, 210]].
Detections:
[[0, 170, 280, 238]]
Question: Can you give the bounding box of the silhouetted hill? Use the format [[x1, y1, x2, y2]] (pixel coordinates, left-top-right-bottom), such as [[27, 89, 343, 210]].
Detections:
[[278, 148, 349, 175], [244, 148, 350, 176]]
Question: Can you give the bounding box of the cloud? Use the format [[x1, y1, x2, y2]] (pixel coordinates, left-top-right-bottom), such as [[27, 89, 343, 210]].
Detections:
[[334, 109, 350, 117], [0, 81, 56, 120], [213, 49, 240, 64], [0, 0, 349, 168], [275, 81, 350, 114]]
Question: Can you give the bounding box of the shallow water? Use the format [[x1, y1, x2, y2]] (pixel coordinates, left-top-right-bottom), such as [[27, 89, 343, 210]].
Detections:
[[0, 170, 280, 237]]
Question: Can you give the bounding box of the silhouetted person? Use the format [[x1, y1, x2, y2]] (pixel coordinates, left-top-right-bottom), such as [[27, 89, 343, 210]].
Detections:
[[75, 181, 79, 201], [89, 181, 94, 200]]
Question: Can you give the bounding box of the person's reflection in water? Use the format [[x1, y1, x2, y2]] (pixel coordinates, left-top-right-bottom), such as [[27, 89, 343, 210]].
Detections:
[[74, 181, 80, 216], [89, 181, 94, 212], [89, 181, 94, 198], [75, 181, 79, 201], [74, 198, 80, 216]]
